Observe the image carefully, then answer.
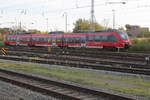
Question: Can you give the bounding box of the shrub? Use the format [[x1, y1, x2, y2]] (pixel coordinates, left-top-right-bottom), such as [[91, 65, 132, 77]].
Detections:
[[129, 38, 150, 51]]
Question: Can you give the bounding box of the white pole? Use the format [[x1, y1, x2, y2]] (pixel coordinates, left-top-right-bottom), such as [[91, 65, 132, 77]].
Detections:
[[91, 0, 94, 31]]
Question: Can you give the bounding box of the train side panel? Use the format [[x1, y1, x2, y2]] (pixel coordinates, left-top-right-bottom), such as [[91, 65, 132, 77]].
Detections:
[[4, 29, 131, 49]]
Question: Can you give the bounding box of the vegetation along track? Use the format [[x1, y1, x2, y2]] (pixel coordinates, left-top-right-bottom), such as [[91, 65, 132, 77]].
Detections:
[[0, 68, 135, 100], [0, 47, 150, 75]]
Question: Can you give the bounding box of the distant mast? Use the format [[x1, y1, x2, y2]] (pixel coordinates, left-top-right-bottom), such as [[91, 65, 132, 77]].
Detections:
[[90, 0, 94, 31]]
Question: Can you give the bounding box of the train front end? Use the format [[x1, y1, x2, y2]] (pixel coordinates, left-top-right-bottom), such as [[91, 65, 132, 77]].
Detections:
[[117, 30, 132, 49]]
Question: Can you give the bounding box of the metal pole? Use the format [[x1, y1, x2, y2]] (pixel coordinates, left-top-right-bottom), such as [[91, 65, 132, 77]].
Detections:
[[63, 12, 67, 33], [91, 0, 94, 31], [46, 18, 49, 32], [65, 13, 67, 33], [14, 17, 17, 34], [112, 10, 115, 29], [106, 2, 126, 29], [19, 21, 22, 32]]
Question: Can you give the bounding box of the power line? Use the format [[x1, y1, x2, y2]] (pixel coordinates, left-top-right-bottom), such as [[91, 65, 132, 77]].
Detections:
[[0, 1, 148, 17]]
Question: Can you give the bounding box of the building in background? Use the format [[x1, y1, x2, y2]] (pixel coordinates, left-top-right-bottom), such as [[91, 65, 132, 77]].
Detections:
[[125, 24, 149, 37]]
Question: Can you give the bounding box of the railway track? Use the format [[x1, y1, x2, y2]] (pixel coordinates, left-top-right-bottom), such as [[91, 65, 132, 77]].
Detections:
[[0, 53, 149, 75], [0, 68, 135, 100], [0, 46, 150, 75], [5, 51, 150, 69], [3, 46, 150, 61]]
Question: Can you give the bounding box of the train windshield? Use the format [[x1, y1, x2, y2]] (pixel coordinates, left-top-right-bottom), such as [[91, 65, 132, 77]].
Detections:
[[117, 31, 128, 40]]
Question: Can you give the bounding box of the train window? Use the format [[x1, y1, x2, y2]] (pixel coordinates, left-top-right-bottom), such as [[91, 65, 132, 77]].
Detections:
[[68, 38, 71, 42], [67, 38, 72, 43], [80, 36, 86, 43], [56, 37, 62, 43], [44, 38, 48, 42], [101, 36, 108, 41], [20, 38, 27, 42], [33, 38, 36, 41], [95, 35, 101, 41], [16, 37, 19, 41], [73, 38, 77, 43], [11, 37, 13, 40], [51, 37, 56, 42], [108, 35, 117, 42], [6, 37, 9, 40], [65, 38, 67, 42], [75, 38, 78, 43], [46, 38, 49, 42], [117, 31, 128, 40], [9, 37, 11, 40], [39, 38, 42, 42], [25, 38, 27, 41], [67, 38, 71, 43], [14, 37, 16, 40], [72, 38, 74, 43], [36, 38, 40, 41], [120, 34, 127, 40], [27, 38, 30, 41], [13, 37, 15, 40], [19, 38, 22, 41], [64, 37, 80, 43], [48, 37, 52, 42], [39, 38, 46, 42], [32, 38, 40, 42], [32, 38, 35, 41], [88, 35, 95, 41], [43, 38, 45, 42]]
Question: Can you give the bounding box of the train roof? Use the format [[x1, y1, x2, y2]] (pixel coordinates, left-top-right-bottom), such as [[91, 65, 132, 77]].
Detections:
[[48, 31, 64, 34], [76, 30, 94, 33], [75, 29, 121, 33], [95, 29, 120, 33], [5, 29, 124, 37]]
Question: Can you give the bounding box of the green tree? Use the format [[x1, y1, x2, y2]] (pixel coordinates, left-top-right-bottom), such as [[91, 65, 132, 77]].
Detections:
[[118, 27, 125, 31], [28, 29, 41, 34], [73, 18, 104, 32], [0, 28, 13, 35]]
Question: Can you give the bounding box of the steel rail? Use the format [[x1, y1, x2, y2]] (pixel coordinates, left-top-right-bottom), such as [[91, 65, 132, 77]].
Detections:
[[3, 46, 149, 62], [0, 55, 149, 75], [5, 51, 150, 69], [0, 68, 135, 100]]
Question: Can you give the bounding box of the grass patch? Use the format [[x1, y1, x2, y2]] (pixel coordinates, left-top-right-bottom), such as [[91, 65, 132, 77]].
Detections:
[[0, 60, 149, 98]]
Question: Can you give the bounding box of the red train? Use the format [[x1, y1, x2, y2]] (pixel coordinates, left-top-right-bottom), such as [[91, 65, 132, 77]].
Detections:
[[3, 29, 132, 49]]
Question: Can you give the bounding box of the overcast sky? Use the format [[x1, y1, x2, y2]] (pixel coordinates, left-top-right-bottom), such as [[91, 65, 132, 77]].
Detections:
[[0, 0, 150, 32]]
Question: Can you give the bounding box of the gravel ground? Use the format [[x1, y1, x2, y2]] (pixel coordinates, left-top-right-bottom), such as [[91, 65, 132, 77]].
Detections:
[[0, 80, 59, 100]]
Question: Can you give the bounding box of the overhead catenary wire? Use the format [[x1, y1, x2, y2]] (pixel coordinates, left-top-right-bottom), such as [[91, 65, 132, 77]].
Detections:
[[0, 0, 149, 16], [0, 0, 150, 31]]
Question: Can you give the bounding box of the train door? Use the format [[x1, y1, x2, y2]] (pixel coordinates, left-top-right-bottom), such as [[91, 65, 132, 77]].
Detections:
[[29, 35, 33, 46], [51, 37, 56, 47], [80, 36, 86, 47], [61, 34, 64, 47], [16, 36, 20, 46]]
